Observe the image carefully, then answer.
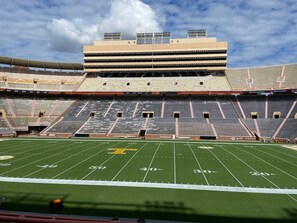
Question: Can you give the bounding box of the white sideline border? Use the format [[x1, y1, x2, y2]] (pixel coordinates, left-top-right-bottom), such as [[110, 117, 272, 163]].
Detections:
[[0, 137, 280, 146], [1, 177, 297, 195]]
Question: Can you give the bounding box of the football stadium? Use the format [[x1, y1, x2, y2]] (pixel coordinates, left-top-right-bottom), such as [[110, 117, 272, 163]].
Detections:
[[0, 30, 297, 223]]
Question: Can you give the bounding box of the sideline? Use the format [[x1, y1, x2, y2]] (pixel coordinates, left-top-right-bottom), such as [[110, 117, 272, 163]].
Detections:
[[0, 176, 296, 195], [1, 137, 282, 146]]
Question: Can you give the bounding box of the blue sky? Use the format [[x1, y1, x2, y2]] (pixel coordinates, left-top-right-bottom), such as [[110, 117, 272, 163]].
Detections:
[[0, 0, 296, 68]]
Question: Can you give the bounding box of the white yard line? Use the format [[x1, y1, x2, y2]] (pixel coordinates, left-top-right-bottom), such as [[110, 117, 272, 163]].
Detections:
[[268, 147, 297, 159], [225, 145, 297, 203], [256, 146, 297, 168], [223, 146, 278, 187], [187, 143, 209, 185], [0, 176, 296, 195], [82, 142, 136, 180], [142, 144, 161, 182], [283, 146, 297, 152], [81, 154, 116, 180], [7, 138, 283, 147], [6, 145, 61, 164], [239, 148, 297, 181], [0, 143, 71, 176], [173, 141, 177, 184], [205, 144, 244, 187], [24, 143, 102, 178], [111, 142, 148, 181], [0, 142, 45, 155], [52, 141, 122, 179]]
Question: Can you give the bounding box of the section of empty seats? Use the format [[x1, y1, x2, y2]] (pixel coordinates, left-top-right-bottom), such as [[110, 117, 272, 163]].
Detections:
[[217, 97, 239, 118], [163, 96, 191, 118], [46, 116, 88, 134], [72, 98, 112, 118], [105, 97, 138, 118], [0, 97, 74, 118], [46, 99, 76, 117], [178, 118, 214, 136], [0, 118, 8, 127], [1, 94, 296, 139], [134, 97, 162, 118], [0, 128, 16, 135], [0, 98, 7, 110], [206, 76, 231, 91], [35, 83, 60, 91], [111, 118, 144, 134], [237, 96, 265, 118], [8, 82, 34, 89], [64, 99, 89, 117], [249, 66, 282, 90], [268, 96, 296, 118], [77, 77, 110, 91], [146, 118, 175, 135], [0, 68, 84, 91], [76, 117, 114, 134], [60, 84, 77, 91], [225, 68, 249, 90], [257, 118, 283, 138], [7, 117, 40, 129], [282, 64, 297, 89], [77, 76, 231, 92], [288, 101, 297, 118], [9, 97, 33, 116], [33, 98, 58, 117], [210, 119, 250, 137], [276, 119, 297, 139], [0, 81, 6, 87], [65, 96, 139, 119], [39, 117, 56, 125], [242, 119, 257, 133], [191, 97, 223, 118]]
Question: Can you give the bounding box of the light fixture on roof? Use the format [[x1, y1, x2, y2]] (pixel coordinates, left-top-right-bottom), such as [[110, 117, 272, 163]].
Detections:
[[104, 32, 122, 40], [187, 29, 208, 38]]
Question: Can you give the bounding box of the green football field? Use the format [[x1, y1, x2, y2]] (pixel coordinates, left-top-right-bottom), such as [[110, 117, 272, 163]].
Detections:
[[0, 138, 296, 222]]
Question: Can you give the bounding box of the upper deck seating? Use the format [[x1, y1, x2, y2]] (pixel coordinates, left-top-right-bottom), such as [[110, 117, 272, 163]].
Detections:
[[282, 64, 297, 89]]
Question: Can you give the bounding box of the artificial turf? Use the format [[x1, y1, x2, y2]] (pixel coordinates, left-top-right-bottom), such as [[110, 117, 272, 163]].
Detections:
[[0, 138, 296, 222]]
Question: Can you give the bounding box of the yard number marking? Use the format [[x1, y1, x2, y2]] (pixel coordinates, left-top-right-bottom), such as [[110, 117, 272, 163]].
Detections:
[[89, 166, 106, 170], [36, 164, 57, 168], [198, 146, 214, 149], [193, 169, 217, 174], [0, 156, 14, 160], [250, 171, 275, 176], [0, 163, 11, 167], [108, 148, 137, 155], [140, 167, 162, 171]]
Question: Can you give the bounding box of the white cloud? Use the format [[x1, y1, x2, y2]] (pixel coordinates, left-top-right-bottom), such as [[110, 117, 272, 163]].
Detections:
[[47, 18, 98, 52], [47, 0, 162, 52], [99, 0, 162, 39]]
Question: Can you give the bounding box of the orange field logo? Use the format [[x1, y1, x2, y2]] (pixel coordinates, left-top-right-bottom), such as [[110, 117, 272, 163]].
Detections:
[[107, 148, 137, 155]]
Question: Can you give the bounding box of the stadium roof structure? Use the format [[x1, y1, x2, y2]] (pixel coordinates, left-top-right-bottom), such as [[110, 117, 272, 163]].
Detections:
[[84, 30, 227, 74], [0, 56, 83, 70]]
